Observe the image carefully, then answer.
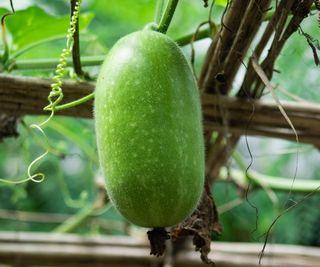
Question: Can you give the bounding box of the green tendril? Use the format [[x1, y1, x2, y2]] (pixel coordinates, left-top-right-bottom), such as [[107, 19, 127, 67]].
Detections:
[[0, 1, 82, 185], [0, 120, 49, 184], [46, 0, 82, 111], [26, 0, 82, 182]]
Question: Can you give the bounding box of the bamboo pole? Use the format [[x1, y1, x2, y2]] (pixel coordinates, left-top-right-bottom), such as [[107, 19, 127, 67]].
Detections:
[[0, 232, 319, 267]]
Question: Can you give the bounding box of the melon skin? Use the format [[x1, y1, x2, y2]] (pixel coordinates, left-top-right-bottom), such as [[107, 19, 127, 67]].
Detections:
[[94, 30, 204, 228]]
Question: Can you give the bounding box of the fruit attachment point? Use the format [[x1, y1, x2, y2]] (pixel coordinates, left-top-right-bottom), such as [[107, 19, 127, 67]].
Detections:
[[143, 22, 159, 31]]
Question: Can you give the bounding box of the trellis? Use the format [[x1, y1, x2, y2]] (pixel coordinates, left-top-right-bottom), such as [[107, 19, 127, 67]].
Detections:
[[1, 74, 320, 146]]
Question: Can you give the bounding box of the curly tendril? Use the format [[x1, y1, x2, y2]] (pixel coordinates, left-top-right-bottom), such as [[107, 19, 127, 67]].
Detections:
[[0, 121, 49, 184], [0, 0, 82, 185], [45, 0, 82, 111]]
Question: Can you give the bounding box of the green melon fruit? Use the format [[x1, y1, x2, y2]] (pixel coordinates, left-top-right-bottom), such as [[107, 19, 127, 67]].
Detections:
[[94, 29, 204, 228]]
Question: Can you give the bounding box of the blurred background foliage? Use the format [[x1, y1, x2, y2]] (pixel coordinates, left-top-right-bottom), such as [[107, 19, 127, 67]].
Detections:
[[0, 0, 319, 247]]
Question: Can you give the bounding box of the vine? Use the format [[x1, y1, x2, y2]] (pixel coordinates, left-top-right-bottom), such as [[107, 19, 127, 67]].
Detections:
[[0, 123, 48, 184], [45, 0, 82, 111], [156, 0, 180, 34], [0, 0, 82, 184]]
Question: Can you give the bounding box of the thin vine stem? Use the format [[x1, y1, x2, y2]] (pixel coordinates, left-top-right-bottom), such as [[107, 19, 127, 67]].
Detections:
[[13, 56, 105, 70], [157, 0, 180, 34], [11, 34, 67, 59], [46, 0, 82, 111], [70, 0, 83, 76], [219, 168, 320, 194], [45, 92, 94, 111], [10, 33, 97, 61], [54, 202, 94, 233]]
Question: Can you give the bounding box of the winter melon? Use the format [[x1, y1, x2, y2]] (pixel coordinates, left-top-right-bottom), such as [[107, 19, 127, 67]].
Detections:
[[94, 29, 204, 227]]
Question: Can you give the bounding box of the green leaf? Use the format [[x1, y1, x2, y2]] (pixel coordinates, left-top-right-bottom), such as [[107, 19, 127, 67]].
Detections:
[[4, 5, 94, 50], [0, 7, 9, 17]]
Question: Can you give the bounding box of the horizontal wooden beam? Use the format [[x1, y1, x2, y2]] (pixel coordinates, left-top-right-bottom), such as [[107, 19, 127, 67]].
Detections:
[[1, 74, 320, 146], [0, 74, 93, 118], [0, 232, 319, 267], [202, 94, 320, 147]]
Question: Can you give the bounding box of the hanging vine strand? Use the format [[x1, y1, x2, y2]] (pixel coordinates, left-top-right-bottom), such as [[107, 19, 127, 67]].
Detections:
[[45, 0, 82, 112]]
